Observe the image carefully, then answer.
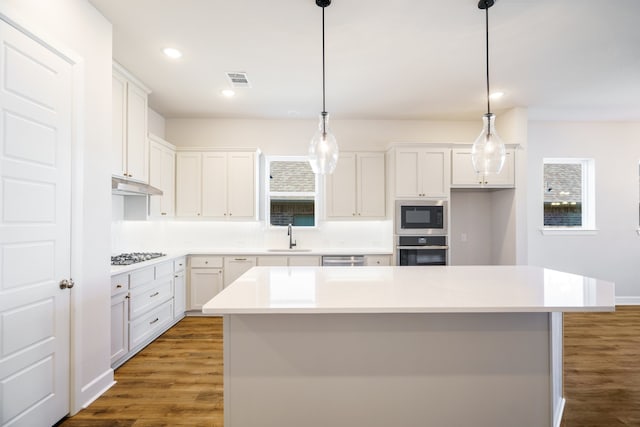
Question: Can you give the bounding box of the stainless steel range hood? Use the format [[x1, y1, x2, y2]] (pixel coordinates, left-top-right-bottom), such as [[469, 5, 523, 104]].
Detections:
[[112, 176, 163, 196]]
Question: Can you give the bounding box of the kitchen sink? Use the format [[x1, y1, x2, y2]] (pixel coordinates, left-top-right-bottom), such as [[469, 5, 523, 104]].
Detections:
[[266, 248, 313, 253]]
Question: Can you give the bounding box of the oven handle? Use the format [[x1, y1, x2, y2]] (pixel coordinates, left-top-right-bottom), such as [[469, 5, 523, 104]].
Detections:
[[396, 245, 449, 250]]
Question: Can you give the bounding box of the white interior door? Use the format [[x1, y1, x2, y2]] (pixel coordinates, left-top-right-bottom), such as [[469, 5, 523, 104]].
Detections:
[[0, 19, 72, 426]]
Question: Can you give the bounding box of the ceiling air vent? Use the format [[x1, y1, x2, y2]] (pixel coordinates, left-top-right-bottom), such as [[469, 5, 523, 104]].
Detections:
[[225, 71, 251, 88]]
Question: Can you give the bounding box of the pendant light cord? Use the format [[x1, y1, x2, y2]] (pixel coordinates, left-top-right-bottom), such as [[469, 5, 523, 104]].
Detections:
[[485, 3, 491, 115], [321, 6, 327, 135]]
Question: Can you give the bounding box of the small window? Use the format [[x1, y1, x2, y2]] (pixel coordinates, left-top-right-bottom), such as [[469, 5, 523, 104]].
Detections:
[[543, 158, 595, 229], [266, 157, 318, 227]]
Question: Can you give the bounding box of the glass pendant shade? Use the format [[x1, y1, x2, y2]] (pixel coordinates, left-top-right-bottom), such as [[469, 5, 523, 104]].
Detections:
[[471, 113, 506, 176], [308, 112, 339, 175]]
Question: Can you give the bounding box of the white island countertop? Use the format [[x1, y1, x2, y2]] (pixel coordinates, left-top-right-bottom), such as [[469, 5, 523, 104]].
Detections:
[[202, 265, 615, 314]]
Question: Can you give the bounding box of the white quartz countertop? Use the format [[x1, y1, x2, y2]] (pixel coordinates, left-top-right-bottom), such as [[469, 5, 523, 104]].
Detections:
[[202, 265, 615, 314], [110, 248, 392, 275]]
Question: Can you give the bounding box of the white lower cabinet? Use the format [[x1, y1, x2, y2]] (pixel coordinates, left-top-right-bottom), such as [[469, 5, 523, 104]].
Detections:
[[111, 258, 183, 368], [173, 257, 186, 318], [224, 256, 257, 287], [288, 256, 321, 266], [257, 255, 322, 266], [188, 256, 224, 311], [129, 300, 174, 349], [110, 273, 129, 366], [365, 255, 392, 266]]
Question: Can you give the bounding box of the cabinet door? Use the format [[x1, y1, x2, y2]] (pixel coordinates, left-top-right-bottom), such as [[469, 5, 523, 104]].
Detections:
[[176, 152, 202, 217], [160, 146, 176, 216], [223, 257, 257, 287], [326, 153, 357, 217], [365, 255, 392, 266], [357, 153, 385, 217], [257, 256, 288, 266], [395, 149, 421, 198], [125, 82, 148, 182], [173, 270, 186, 318], [486, 149, 515, 186], [451, 149, 482, 186], [451, 148, 515, 187], [420, 150, 449, 198], [112, 72, 127, 178], [202, 152, 228, 217], [110, 293, 129, 365], [189, 268, 223, 310], [288, 256, 321, 266], [227, 152, 255, 218], [148, 141, 164, 217]]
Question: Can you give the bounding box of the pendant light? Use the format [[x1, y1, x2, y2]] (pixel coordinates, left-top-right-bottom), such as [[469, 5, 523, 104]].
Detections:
[[471, 0, 506, 176], [308, 0, 339, 175]]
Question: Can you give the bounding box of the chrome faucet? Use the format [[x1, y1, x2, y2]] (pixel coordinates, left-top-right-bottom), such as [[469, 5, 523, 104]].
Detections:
[[288, 223, 297, 249]]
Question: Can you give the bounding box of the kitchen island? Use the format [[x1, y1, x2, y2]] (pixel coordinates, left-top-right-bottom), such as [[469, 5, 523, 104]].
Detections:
[[202, 265, 615, 427]]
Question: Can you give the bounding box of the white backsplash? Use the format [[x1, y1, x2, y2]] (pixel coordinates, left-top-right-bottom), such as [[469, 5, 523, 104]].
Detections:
[[111, 220, 393, 254]]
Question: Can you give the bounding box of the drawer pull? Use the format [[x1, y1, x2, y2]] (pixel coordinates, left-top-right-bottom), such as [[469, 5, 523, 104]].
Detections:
[[235, 258, 247, 261], [116, 284, 123, 288], [149, 318, 159, 325], [150, 292, 160, 298], [174, 275, 178, 278]]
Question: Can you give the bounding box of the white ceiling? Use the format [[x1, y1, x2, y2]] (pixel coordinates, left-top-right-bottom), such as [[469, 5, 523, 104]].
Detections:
[[89, 0, 640, 121]]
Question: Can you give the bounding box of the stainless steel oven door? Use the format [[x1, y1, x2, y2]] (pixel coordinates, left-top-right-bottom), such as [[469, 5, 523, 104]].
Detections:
[[397, 246, 448, 266]]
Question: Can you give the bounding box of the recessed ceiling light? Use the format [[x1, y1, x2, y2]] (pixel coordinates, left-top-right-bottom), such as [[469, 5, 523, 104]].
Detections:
[[221, 89, 235, 98], [162, 47, 182, 59], [489, 91, 504, 100]]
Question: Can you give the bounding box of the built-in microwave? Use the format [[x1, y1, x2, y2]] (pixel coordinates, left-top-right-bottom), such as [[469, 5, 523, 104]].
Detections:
[[395, 200, 448, 236]]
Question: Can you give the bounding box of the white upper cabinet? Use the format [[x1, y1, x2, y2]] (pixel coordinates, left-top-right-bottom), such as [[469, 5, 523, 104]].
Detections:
[[176, 150, 257, 219], [112, 64, 150, 183], [326, 152, 385, 218], [394, 148, 450, 199], [176, 152, 203, 217], [148, 134, 176, 217], [451, 148, 515, 188]]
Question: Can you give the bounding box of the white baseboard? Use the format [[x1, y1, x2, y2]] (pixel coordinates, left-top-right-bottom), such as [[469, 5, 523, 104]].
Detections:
[[553, 397, 566, 427], [615, 296, 640, 305], [77, 368, 115, 412]]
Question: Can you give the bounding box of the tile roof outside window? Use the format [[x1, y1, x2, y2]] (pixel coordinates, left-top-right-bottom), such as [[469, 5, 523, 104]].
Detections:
[[270, 161, 315, 193]]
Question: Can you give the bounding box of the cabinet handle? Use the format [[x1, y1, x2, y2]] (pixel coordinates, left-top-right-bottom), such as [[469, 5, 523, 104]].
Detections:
[[149, 318, 159, 325], [161, 212, 167, 216], [205, 261, 208, 264], [116, 284, 123, 288], [234, 258, 247, 261], [125, 295, 130, 299], [174, 275, 179, 278], [229, 213, 232, 216], [358, 213, 361, 216], [150, 292, 159, 297], [197, 213, 201, 216]]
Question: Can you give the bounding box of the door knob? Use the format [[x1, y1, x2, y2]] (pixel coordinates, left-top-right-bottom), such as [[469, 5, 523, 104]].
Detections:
[[59, 278, 75, 289]]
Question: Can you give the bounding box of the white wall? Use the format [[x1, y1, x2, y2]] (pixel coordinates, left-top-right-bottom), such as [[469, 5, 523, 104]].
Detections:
[[2, 0, 113, 414], [148, 107, 166, 138], [166, 118, 481, 154], [527, 121, 640, 299]]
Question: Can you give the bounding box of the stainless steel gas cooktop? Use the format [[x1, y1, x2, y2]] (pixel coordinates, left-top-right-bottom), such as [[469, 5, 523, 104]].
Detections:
[[111, 252, 165, 266]]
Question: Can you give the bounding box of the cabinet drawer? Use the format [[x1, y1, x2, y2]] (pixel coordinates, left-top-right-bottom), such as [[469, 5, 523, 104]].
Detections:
[[111, 273, 129, 296], [174, 257, 187, 272], [129, 300, 173, 350], [366, 255, 391, 266], [129, 276, 173, 319], [155, 260, 174, 279], [129, 266, 155, 288], [190, 255, 223, 268]]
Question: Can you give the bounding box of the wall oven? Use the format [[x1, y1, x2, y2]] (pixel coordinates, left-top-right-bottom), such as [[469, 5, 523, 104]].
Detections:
[[396, 235, 448, 266], [395, 200, 447, 236]]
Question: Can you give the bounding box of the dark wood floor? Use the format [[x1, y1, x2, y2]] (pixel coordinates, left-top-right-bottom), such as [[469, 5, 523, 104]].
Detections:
[[58, 307, 640, 426]]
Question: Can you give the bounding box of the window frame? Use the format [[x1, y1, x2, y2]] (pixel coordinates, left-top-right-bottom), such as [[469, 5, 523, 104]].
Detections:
[[264, 155, 320, 228], [541, 157, 596, 235]]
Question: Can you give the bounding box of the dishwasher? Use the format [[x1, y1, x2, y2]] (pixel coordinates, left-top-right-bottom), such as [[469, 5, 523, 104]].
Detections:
[[321, 255, 366, 267]]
